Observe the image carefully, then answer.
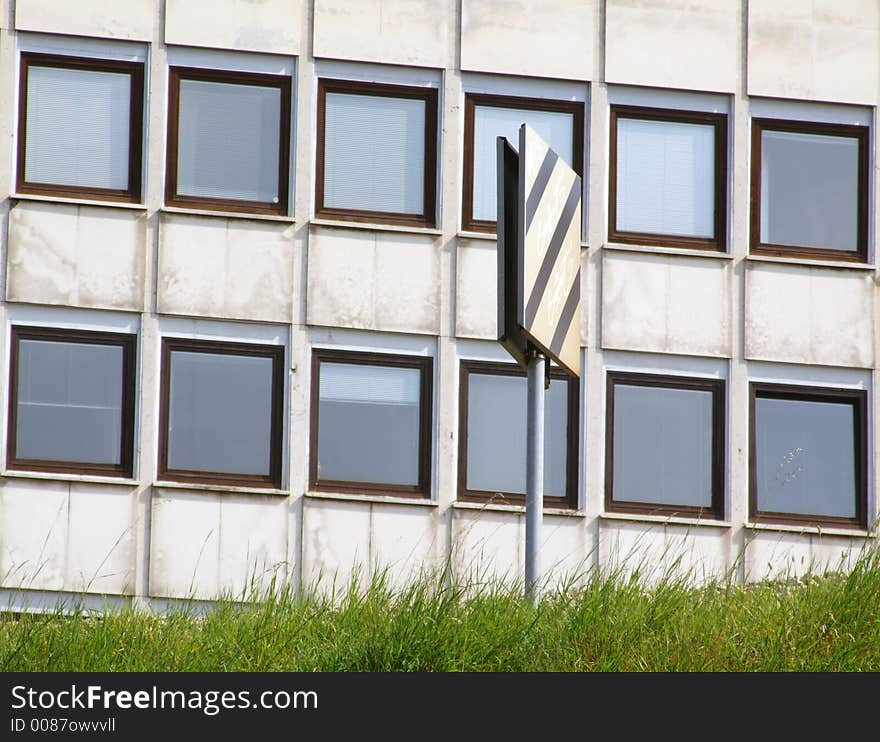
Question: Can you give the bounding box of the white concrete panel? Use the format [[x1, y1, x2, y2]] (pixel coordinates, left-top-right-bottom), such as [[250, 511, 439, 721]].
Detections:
[[149, 490, 221, 600], [602, 251, 731, 357], [7, 202, 146, 311], [598, 519, 666, 583], [0, 479, 68, 591], [158, 214, 294, 323], [744, 263, 873, 368], [218, 495, 288, 599], [461, 1, 594, 81], [540, 516, 592, 588], [307, 225, 441, 334], [166, 0, 301, 55], [301, 498, 371, 595], [15, 0, 153, 41], [369, 506, 444, 589], [606, 0, 739, 93], [664, 525, 731, 586], [66, 485, 135, 595], [748, 0, 880, 105], [451, 509, 521, 586], [313, 0, 450, 69], [455, 239, 496, 339], [744, 530, 813, 581], [809, 534, 869, 574]]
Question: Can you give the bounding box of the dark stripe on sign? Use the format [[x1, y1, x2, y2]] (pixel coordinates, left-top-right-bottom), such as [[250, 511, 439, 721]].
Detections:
[[524, 177, 581, 328], [549, 273, 580, 358], [524, 148, 558, 231]]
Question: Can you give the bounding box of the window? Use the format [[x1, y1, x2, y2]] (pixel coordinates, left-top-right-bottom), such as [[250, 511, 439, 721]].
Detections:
[[166, 66, 292, 215], [462, 93, 583, 233], [158, 338, 284, 488], [605, 372, 725, 518], [458, 361, 578, 508], [310, 349, 432, 497], [609, 106, 727, 250], [749, 383, 867, 529], [315, 79, 438, 227], [17, 53, 144, 202], [7, 326, 137, 477], [750, 119, 869, 261]]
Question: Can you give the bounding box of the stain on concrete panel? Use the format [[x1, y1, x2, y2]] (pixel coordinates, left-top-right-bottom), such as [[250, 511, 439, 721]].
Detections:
[[302, 499, 371, 595], [15, 0, 153, 41], [166, 0, 301, 55], [455, 239, 497, 340], [7, 202, 146, 311], [461, 0, 594, 81], [314, 0, 450, 68]]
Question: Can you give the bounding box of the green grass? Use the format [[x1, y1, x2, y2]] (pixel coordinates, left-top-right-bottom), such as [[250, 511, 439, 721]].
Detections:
[[3, 546, 880, 671]]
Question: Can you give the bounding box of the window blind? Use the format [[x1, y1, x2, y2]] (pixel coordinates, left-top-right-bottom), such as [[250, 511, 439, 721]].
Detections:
[[319, 362, 420, 405]]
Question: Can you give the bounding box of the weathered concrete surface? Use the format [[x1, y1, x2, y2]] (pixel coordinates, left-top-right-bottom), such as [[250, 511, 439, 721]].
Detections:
[[307, 225, 441, 334], [461, 0, 594, 81], [158, 213, 294, 323], [455, 238, 497, 339], [602, 250, 732, 358], [606, 0, 739, 93], [451, 508, 522, 586], [15, 0, 154, 41], [7, 201, 146, 311], [314, 0, 450, 68], [301, 498, 371, 593], [744, 263, 874, 368], [165, 0, 301, 55], [748, 0, 880, 104]]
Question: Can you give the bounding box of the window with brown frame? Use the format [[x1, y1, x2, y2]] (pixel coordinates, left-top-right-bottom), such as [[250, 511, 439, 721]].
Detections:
[[17, 52, 145, 203], [750, 118, 869, 261], [310, 349, 433, 497], [605, 372, 725, 519], [158, 338, 285, 489], [609, 105, 728, 251], [7, 326, 137, 478], [458, 360, 578, 508], [749, 383, 867, 530], [462, 93, 584, 233], [165, 66, 292, 215], [315, 78, 438, 228]]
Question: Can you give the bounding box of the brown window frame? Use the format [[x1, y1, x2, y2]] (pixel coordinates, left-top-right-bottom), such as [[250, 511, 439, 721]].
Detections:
[[165, 66, 292, 216], [158, 338, 285, 489], [750, 118, 870, 263], [7, 326, 137, 478], [310, 348, 433, 498], [16, 52, 145, 203], [457, 359, 579, 509], [462, 93, 584, 234], [749, 382, 868, 530], [609, 105, 728, 251], [605, 371, 726, 520], [315, 78, 439, 228]]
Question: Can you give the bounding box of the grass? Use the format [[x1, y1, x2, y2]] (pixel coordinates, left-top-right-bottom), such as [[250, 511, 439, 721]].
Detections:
[[2, 545, 880, 672]]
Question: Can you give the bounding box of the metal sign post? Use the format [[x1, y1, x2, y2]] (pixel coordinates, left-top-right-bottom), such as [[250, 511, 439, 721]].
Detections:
[[497, 125, 581, 606]]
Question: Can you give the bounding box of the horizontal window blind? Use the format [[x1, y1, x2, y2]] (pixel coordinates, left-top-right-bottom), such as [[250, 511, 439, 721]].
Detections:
[[319, 362, 420, 405]]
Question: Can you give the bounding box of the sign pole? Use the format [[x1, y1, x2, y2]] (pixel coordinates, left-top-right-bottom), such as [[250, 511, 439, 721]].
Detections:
[[525, 349, 545, 606]]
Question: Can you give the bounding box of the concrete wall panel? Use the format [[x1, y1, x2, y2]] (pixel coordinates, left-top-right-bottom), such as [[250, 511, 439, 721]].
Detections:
[[744, 263, 874, 368], [15, 0, 153, 41], [370, 506, 444, 589], [461, 1, 594, 81], [7, 202, 146, 311], [301, 498, 371, 594], [748, 0, 880, 104], [602, 251, 731, 357], [307, 226, 441, 334], [313, 0, 450, 68], [158, 214, 294, 323], [451, 509, 521, 586], [540, 515, 592, 587], [166, 0, 301, 55], [455, 239, 496, 339], [664, 526, 731, 585], [606, 0, 739, 93], [744, 530, 813, 581], [598, 520, 666, 583]]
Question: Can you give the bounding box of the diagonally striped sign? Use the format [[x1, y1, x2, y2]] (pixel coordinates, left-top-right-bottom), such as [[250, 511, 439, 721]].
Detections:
[[517, 124, 581, 377]]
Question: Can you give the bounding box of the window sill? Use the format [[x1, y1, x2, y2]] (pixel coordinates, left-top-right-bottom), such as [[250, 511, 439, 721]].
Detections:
[[2, 469, 141, 487], [310, 217, 443, 237], [604, 242, 733, 260], [452, 500, 583, 517], [599, 511, 732, 529], [160, 206, 296, 224], [11, 193, 147, 211], [744, 522, 874, 539], [305, 490, 437, 507], [745, 254, 875, 271], [153, 480, 288, 497]]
